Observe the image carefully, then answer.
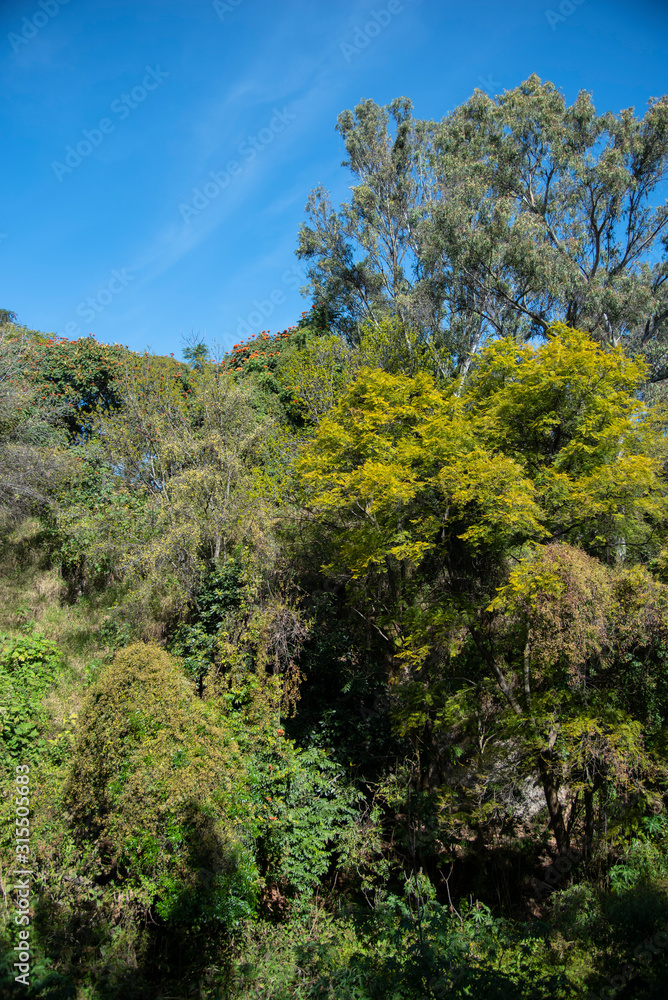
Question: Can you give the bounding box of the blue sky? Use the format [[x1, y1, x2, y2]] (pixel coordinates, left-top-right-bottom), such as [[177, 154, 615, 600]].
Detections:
[[1, 0, 667, 359]]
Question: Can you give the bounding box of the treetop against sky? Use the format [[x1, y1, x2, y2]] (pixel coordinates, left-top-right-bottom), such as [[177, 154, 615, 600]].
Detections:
[[1, 0, 667, 358]]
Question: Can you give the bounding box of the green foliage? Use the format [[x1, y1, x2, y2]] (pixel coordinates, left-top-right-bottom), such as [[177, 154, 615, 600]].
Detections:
[[183, 340, 211, 369], [44, 441, 132, 596], [299, 81, 668, 373], [0, 327, 69, 525], [297, 325, 668, 862], [47, 356, 275, 633], [168, 557, 244, 688], [22, 332, 130, 441], [0, 631, 65, 767], [465, 324, 665, 552], [248, 744, 360, 898], [215, 660, 361, 902], [224, 329, 293, 376], [299, 325, 666, 637], [6, 80, 668, 999], [66, 642, 258, 929], [229, 894, 582, 999], [608, 818, 668, 895], [280, 333, 357, 425]]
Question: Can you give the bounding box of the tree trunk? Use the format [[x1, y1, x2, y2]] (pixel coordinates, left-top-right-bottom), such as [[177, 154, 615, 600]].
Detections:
[[469, 627, 572, 855], [537, 751, 569, 855], [584, 788, 595, 860]]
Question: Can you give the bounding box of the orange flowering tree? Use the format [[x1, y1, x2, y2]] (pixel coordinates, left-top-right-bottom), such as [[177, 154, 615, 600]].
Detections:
[[21, 332, 128, 440]]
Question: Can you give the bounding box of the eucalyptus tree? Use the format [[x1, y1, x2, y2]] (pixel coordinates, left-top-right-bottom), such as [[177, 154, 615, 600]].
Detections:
[[297, 98, 436, 347], [297, 77, 668, 377]]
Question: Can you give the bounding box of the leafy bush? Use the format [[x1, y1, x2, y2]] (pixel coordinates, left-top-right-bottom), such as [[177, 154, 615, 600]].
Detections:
[[249, 743, 360, 898], [167, 557, 244, 688], [218, 670, 362, 904], [607, 818, 668, 904], [65, 642, 258, 930], [23, 332, 127, 441], [0, 632, 65, 767], [227, 893, 581, 1000]]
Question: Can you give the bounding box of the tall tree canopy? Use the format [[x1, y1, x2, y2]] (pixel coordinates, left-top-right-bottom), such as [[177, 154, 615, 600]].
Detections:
[[297, 77, 668, 377], [297, 325, 668, 852]]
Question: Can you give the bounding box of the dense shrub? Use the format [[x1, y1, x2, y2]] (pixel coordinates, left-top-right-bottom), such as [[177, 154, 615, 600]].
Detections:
[[0, 632, 65, 768], [66, 642, 258, 929]]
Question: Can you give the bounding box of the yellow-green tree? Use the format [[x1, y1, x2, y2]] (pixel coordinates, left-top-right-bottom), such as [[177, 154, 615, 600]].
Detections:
[[297, 325, 668, 853]]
